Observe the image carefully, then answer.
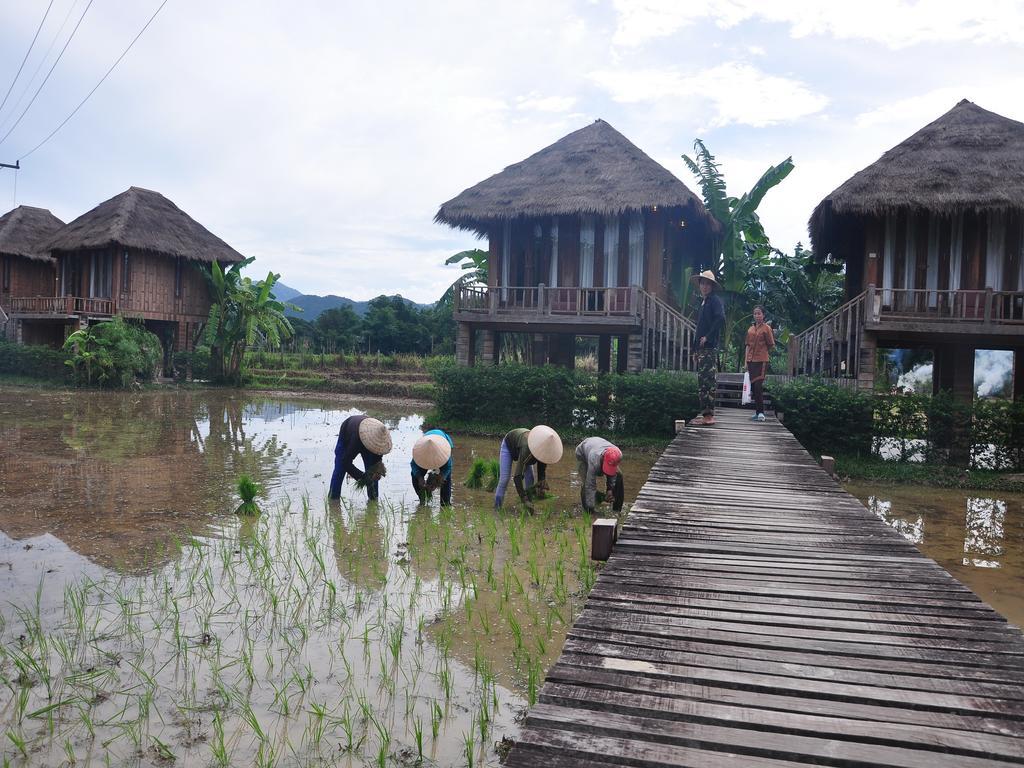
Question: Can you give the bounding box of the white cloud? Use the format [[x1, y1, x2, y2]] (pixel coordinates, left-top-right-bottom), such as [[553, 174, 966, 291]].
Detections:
[[517, 93, 578, 112], [856, 81, 1024, 128], [611, 0, 1024, 49], [589, 62, 827, 128]]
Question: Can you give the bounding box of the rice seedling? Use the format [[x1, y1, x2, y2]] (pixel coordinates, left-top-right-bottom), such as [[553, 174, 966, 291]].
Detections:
[[236, 475, 262, 515]]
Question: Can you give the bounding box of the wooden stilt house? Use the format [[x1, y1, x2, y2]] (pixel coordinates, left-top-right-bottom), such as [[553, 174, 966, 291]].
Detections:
[[0, 206, 63, 345], [796, 100, 1024, 400], [436, 119, 718, 372], [7, 187, 245, 362]]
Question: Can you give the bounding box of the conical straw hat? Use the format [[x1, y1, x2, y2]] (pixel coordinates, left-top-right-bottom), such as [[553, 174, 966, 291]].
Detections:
[[527, 424, 563, 464], [358, 417, 392, 455], [689, 269, 720, 289], [412, 434, 451, 470]]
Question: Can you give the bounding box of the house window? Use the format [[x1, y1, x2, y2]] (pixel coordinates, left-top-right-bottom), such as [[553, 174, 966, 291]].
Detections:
[[603, 216, 620, 287], [1, 257, 9, 291], [175, 257, 183, 298], [628, 212, 644, 286], [121, 251, 131, 293], [579, 216, 595, 288], [89, 252, 113, 298], [549, 217, 559, 288]]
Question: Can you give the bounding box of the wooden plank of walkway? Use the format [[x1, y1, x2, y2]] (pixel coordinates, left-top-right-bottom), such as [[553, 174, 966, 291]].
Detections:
[[506, 408, 1024, 767]]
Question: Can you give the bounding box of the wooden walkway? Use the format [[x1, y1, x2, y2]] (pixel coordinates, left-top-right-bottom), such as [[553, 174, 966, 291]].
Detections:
[[506, 408, 1024, 767]]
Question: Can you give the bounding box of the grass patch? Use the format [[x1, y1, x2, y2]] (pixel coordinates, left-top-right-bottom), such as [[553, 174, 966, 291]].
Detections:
[[835, 454, 1024, 492]]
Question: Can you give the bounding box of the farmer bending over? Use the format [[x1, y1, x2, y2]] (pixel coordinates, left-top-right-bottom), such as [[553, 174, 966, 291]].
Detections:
[[329, 415, 392, 501], [494, 425, 563, 512], [411, 429, 454, 506], [575, 437, 624, 514]]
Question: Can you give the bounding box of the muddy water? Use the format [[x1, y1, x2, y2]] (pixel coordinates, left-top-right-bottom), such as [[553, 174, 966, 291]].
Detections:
[[0, 389, 659, 768], [846, 482, 1024, 627]]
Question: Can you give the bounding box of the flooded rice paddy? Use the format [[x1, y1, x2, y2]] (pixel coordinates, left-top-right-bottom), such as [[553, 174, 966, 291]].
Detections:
[[0, 390, 658, 767], [2, 390, 1023, 766], [847, 482, 1024, 629]]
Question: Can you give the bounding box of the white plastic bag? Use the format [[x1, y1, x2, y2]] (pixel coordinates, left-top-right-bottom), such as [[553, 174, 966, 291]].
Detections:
[[741, 371, 752, 405]]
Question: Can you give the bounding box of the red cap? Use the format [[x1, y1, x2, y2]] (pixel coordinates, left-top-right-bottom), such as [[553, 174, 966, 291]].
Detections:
[[602, 446, 622, 476]]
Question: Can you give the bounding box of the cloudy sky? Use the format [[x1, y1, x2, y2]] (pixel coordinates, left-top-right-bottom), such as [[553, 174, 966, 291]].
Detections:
[[1, 0, 1023, 302]]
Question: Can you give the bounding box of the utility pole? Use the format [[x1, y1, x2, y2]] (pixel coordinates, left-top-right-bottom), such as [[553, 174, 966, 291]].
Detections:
[[0, 161, 19, 170]]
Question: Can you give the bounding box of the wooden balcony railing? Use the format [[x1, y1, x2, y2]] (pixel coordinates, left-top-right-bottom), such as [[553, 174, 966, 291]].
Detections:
[[456, 284, 697, 371], [792, 285, 1024, 380], [456, 284, 638, 318], [873, 288, 1024, 324], [7, 296, 116, 316]]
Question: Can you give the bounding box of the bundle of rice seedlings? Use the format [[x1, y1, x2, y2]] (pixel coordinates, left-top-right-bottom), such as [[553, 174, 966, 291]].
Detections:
[[235, 475, 261, 515], [465, 458, 500, 491]]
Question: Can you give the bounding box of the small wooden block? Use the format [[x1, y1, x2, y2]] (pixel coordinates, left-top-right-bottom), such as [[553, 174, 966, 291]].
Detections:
[[674, 419, 687, 434], [591, 518, 617, 561], [821, 455, 835, 476]]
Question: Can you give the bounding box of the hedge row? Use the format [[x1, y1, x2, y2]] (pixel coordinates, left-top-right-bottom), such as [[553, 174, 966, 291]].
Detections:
[[0, 340, 70, 381], [771, 378, 1024, 470], [432, 363, 698, 437]]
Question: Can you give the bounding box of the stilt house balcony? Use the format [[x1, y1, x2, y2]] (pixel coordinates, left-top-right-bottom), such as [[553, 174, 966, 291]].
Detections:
[[791, 285, 1024, 382], [7, 295, 115, 319], [455, 283, 652, 332]]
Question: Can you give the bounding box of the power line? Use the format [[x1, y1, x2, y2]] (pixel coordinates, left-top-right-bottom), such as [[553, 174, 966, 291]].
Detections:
[[0, 0, 94, 150], [17, 0, 172, 163], [0, 0, 84, 131], [0, 0, 56, 116]]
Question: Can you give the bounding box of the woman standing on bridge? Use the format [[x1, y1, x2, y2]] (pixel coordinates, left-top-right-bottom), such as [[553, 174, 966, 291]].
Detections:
[[745, 305, 775, 422]]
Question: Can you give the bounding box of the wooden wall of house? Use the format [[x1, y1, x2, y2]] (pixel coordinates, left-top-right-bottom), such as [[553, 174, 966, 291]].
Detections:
[[1, 255, 56, 299], [118, 250, 212, 322], [853, 209, 1024, 295], [483, 208, 711, 311]]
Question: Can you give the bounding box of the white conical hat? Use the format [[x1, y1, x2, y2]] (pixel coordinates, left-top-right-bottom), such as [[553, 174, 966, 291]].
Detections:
[[412, 433, 451, 470], [527, 424, 563, 464], [358, 417, 392, 455]]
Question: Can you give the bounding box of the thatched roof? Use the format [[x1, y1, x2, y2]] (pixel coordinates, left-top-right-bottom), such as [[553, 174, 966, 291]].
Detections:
[[810, 100, 1024, 252], [42, 187, 245, 263], [435, 119, 714, 234], [0, 206, 63, 262]]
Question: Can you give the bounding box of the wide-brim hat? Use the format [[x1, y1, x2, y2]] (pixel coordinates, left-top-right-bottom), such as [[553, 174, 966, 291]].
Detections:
[[412, 433, 451, 470], [527, 424, 563, 465], [358, 417, 392, 455], [689, 269, 720, 290], [602, 445, 622, 476]]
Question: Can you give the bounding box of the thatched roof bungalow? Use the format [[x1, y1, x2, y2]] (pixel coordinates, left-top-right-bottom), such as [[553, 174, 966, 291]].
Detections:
[[810, 100, 1024, 302], [436, 119, 717, 372], [796, 100, 1024, 400], [1, 206, 63, 337], [9, 187, 244, 353]]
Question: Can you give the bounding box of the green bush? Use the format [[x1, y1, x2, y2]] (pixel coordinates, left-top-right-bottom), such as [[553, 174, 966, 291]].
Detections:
[[63, 317, 163, 388], [770, 378, 874, 456], [0, 339, 70, 380], [173, 345, 211, 380], [772, 378, 1024, 470], [432, 363, 698, 437]]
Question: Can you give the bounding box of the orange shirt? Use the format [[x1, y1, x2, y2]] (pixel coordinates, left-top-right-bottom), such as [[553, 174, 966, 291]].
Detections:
[[745, 322, 775, 363]]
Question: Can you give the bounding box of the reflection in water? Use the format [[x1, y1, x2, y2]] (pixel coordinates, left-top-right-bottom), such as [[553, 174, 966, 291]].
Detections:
[[964, 497, 1006, 568], [849, 482, 1024, 627], [867, 496, 924, 544]]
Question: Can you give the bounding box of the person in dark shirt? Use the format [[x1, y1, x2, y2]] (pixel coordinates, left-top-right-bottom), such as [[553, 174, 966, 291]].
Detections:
[[494, 425, 563, 512], [329, 415, 393, 501], [410, 429, 454, 506], [689, 270, 726, 426]]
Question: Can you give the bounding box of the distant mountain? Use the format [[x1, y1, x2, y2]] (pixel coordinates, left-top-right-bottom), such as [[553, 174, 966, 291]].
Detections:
[[271, 282, 302, 302], [282, 292, 431, 320]]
